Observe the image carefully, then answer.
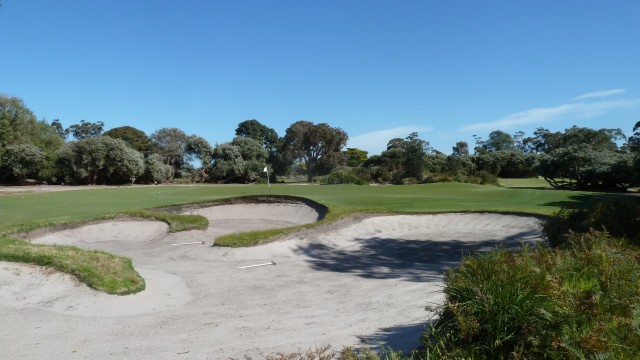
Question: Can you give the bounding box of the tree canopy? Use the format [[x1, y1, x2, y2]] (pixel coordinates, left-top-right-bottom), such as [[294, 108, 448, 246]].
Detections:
[[209, 137, 268, 183], [537, 126, 632, 190], [104, 126, 153, 154], [283, 121, 348, 182], [68, 120, 105, 140]]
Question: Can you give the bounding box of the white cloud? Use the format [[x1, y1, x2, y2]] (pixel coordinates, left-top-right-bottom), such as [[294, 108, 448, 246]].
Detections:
[[573, 89, 625, 100], [348, 125, 433, 155], [460, 99, 640, 132]]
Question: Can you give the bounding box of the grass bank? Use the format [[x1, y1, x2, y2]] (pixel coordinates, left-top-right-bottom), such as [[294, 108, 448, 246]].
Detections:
[[0, 209, 209, 295], [0, 236, 144, 295]]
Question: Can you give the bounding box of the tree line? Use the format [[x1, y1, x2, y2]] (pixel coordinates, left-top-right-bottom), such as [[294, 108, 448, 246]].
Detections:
[[1, 95, 639, 191]]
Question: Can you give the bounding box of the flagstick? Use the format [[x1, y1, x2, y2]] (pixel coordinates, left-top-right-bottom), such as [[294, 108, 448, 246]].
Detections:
[[263, 166, 270, 192]]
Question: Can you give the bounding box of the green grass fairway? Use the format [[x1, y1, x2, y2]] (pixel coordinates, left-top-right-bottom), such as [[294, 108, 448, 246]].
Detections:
[[0, 182, 617, 233]]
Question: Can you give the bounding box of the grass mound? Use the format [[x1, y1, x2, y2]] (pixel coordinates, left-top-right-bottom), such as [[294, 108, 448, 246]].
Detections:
[[0, 236, 145, 295], [422, 231, 640, 359]]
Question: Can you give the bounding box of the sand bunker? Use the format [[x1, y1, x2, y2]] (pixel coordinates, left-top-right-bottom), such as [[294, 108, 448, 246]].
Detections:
[[33, 221, 170, 246], [0, 263, 190, 317], [0, 203, 542, 359]]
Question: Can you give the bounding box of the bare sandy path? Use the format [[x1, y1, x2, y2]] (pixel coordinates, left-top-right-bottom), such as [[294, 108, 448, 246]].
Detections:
[[0, 204, 542, 359]]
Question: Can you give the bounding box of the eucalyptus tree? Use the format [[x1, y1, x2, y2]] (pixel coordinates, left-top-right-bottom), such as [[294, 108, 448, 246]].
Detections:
[[68, 120, 105, 140], [104, 126, 153, 154], [282, 121, 348, 182]]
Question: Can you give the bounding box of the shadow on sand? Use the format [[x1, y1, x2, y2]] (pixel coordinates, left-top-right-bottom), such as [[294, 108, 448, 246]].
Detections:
[[358, 322, 430, 353], [294, 229, 541, 283]]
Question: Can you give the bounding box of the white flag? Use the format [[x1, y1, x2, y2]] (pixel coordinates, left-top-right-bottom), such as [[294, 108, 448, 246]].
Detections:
[[263, 167, 268, 173]]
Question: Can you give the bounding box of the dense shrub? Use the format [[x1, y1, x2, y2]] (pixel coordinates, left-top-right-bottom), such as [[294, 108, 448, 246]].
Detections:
[[470, 170, 499, 186], [326, 168, 367, 185], [543, 199, 640, 248], [420, 171, 498, 186], [140, 154, 173, 183], [208, 137, 268, 183], [56, 136, 145, 184], [422, 232, 640, 359], [0, 143, 47, 182]]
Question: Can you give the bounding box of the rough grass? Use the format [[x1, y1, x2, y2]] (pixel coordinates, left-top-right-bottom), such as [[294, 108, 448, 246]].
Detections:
[[421, 232, 640, 359], [0, 236, 144, 295], [237, 345, 406, 360]]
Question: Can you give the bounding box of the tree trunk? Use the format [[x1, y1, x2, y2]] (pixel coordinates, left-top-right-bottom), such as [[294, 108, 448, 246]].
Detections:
[[306, 159, 315, 183]]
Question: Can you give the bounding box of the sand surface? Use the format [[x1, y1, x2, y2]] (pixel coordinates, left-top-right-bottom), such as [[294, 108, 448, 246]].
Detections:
[[0, 203, 542, 359]]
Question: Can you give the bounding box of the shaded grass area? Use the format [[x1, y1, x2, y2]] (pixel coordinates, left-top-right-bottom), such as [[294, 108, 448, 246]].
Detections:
[[0, 236, 144, 295]]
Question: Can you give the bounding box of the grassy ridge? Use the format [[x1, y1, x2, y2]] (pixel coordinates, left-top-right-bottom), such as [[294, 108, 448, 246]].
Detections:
[[0, 209, 208, 295], [0, 236, 145, 295]]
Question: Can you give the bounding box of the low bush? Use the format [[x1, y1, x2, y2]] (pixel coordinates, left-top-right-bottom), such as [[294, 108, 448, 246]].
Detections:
[[472, 170, 499, 186], [326, 169, 368, 185], [423, 173, 453, 184], [246, 345, 405, 360], [421, 231, 640, 359]]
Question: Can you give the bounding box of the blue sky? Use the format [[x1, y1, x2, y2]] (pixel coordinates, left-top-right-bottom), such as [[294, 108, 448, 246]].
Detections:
[[1, 1, 639, 155]]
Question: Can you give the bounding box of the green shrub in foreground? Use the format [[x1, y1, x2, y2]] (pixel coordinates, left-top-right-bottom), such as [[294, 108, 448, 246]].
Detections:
[[421, 232, 640, 359]]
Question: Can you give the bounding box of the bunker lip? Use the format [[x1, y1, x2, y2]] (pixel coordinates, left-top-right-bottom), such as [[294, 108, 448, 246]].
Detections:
[[2, 207, 543, 359], [160, 194, 329, 220], [19, 195, 328, 241]]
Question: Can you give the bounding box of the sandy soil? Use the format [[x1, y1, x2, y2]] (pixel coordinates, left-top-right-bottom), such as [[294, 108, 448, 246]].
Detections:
[[0, 203, 542, 359]]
